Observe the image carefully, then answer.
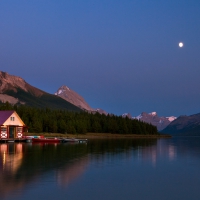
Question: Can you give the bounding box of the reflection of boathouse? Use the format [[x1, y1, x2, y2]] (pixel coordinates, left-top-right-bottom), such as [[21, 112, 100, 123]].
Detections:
[[0, 143, 23, 172], [0, 111, 28, 141]]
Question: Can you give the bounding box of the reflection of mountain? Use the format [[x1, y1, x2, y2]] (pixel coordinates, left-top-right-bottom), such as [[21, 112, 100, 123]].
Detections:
[[136, 137, 200, 167], [57, 156, 89, 187], [0, 143, 89, 199], [1, 138, 200, 200], [139, 140, 177, 166], [0, 139, 161, 199]]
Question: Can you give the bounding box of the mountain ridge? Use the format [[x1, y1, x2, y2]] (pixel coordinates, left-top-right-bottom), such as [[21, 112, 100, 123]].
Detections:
[[122, 112, 177, 131], [2, 70, 200, 136], [161, 113, 200, 135], [0, 71, 43, 97], [55, 85, 93, 111], [55, 85, 108, 115], [0, 71, 81, 111]]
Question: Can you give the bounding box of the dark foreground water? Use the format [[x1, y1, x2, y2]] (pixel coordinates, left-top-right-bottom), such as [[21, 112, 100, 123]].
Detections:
[[0, 137, 200, 200]]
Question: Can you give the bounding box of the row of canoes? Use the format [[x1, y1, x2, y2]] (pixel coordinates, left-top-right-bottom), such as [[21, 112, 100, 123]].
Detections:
[[25, 137, 88, 143]]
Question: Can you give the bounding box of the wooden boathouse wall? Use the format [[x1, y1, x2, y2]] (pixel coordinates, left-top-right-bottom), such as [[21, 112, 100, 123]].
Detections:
[[0, 111, 28, 141]]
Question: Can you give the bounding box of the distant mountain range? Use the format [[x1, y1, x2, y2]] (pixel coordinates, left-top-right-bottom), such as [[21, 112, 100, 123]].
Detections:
[[122, 112, 177, 131], [161, 113, 200, 135], [122, 111, 200, 135], [1, 71, 200, 135], [0, 71, 81, 111], [0, 71, 107, 114]]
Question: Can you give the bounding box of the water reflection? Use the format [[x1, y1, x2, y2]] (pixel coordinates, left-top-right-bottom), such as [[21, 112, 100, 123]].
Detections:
[[138, 139, 177, 166], [0, 143, 25, 199], [0, 143, 23, 173], [0, 137, 200, 200], [56, 156, 89, 187]]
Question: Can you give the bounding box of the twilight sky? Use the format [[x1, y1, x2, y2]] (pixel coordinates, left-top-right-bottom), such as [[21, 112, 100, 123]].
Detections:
[[0, 0, 200, 117]]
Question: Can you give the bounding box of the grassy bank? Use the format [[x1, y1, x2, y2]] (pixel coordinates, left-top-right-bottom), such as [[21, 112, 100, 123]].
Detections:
[[25, 132, 171, 139]]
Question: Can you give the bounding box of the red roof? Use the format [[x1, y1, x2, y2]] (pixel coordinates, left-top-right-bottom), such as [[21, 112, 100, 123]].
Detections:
[[0, 110, 15, 125]]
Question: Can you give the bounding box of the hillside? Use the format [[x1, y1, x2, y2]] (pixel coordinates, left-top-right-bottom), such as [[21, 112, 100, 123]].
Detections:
[[0, 71, 81, 111], [55, 85, 93, 111], [161, 113, 200, 135], [55, 85, 107, 115], [123, 112, 176, 131]]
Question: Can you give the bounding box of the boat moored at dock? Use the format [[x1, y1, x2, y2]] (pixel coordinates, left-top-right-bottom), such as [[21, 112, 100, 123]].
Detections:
[[61, 138, 88, 143], [31, 137, 88, 144], [0, 135, 88, 144], [31, 137, 61, 143], [28, 136, 88, 144]]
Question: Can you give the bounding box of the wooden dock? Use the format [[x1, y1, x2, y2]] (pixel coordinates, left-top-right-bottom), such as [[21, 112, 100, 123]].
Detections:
[[61, 138, 88, 143], [0, 137, 88, 143], [30, 138, 88, 144], [0, 138, 28, 143]]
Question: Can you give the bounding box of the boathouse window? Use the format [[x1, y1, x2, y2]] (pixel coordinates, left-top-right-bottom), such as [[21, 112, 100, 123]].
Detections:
[[10, 117, 15, 121], [17, 127, 22, 133], [1, 127, 6, 133]]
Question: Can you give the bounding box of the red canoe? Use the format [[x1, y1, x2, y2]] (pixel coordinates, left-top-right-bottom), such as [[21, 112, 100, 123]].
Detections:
[[31, 138, 61, 143]]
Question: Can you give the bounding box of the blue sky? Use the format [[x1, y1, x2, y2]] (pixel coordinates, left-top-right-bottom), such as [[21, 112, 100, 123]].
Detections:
[[0, 0, 200, 117]]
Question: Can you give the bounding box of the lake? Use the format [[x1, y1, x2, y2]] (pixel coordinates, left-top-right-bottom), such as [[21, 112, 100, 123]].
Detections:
[[0, 137, 200, 200]]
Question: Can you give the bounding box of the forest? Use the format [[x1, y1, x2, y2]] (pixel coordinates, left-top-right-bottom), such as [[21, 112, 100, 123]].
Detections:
[[0, 102, 158, 135]]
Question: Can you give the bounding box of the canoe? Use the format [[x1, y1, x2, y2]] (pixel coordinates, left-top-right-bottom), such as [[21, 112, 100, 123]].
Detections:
[[62, 138, 79, 143], [61, 138, 88, 143], [32, 138, 61, 143]]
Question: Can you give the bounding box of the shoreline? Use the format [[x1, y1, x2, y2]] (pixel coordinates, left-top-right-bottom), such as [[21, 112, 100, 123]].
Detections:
[[25, 132, 171, 139]]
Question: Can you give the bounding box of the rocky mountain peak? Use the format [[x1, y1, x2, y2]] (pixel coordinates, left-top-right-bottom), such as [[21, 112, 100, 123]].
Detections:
[[0, 71, 27, 93], [161, 113, 200, 135], [166, 116, 177, 122], [128, 111, 177, 131], [55, 85, 94, 111], [122, 113, 132, 118], [55, 85, 108, 115], [0, 71, 45, 105], [149, 112, 157, 116], [55, 85, 70, 96]]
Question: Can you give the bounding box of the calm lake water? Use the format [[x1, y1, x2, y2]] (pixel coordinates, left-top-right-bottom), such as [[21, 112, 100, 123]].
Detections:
[[0, 137, 200, 200]]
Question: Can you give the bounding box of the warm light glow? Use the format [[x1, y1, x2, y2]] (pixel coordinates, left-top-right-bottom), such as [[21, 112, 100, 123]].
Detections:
[[3, 152, 6, 169], [0, 144, 8, 154]]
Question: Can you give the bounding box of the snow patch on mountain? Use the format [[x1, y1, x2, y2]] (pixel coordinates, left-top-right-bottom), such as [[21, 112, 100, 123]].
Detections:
[[149, 112, 157, 116], [166, 116, 177, 122], [55, 89, 63, 95], [133, 114, 142, 120], [122, 111, 177, 131], [122, 113, 132, 118]]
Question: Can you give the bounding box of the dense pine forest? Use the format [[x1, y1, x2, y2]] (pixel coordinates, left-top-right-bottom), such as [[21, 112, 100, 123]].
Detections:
[[0, 102, 158, 135]]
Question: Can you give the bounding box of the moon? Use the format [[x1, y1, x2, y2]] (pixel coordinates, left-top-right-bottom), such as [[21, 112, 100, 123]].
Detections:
[[179, 42, 184, 48]]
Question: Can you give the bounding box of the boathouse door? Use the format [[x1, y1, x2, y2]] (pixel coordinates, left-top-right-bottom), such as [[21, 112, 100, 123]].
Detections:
[[9, 127, 15, 138]]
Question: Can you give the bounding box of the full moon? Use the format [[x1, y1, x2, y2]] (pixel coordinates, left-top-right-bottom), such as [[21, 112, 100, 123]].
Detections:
[[179, 42, 184, 48]]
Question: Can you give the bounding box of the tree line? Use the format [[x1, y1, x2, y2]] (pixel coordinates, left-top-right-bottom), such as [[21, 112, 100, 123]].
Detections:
[[0, 102, 158, 135]]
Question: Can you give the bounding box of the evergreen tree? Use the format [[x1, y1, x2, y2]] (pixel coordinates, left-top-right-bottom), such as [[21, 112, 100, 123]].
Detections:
[[0, 102, 159, 135]]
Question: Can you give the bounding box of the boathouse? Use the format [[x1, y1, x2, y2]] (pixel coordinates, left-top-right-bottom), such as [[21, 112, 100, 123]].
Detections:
[[0, 110, 27, 140]]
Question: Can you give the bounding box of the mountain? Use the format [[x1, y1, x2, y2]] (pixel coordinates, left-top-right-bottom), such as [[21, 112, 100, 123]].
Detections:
[[129, 112, 176, 131], [122, 113, 132, 119], [161, 113, 200, 135], [55, 85, 107, 115], [55, 85, 93, 111], [0, 71, 81, 111]]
